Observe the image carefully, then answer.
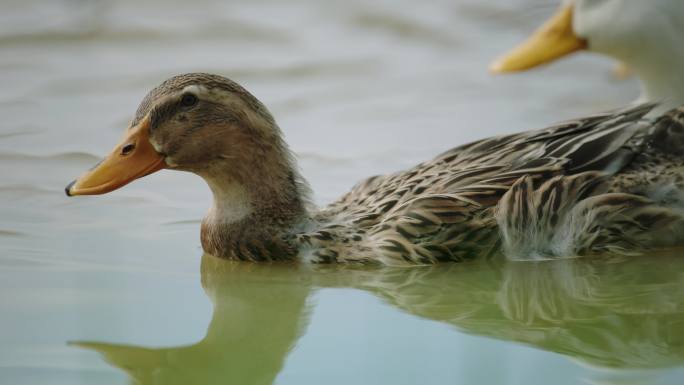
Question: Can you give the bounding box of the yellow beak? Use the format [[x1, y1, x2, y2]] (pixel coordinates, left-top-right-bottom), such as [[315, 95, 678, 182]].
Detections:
[[65, 118, 166, 196], [489, 4, 587, 73]]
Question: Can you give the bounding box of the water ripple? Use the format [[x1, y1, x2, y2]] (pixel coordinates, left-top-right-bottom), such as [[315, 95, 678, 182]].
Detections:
[[0, 229, 26, 237], [0, 20, 291, 47], [0, 151, 100, 163]]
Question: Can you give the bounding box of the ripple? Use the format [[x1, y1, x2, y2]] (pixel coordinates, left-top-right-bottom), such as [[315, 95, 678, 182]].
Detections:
[[192, 58, 381, 82], [0, 129, 41, 139], [352, 12, 460, 46], [47, 152, 101, 162], [296, 151, 352, 163], [0, 183, 51, 192], [33, 57, 375, 98], [0, 19, 290, 47], [0, 229, 26, 237], [162, 219, 202, 226], [0, 151, 100, 163]]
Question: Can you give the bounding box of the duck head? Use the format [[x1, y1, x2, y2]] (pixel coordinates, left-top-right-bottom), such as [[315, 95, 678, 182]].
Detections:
[[489, 0, 684, 106], [66, 73, 308, 259], [66, 73, 291, 196], [489, 0, 684, 72]]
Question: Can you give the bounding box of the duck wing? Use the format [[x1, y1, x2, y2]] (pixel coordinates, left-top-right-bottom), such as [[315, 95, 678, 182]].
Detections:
[[496, 104, 684, 259], [311, 104, 669, 264], [327, 103, 656, 218]]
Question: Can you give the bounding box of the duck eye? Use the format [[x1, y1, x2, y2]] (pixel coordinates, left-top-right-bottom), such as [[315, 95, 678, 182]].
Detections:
[[181, 93, 198, 107]]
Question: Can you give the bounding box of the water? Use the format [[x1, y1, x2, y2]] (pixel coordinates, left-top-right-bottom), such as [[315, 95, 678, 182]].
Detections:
[[1, 0, 681, 384]]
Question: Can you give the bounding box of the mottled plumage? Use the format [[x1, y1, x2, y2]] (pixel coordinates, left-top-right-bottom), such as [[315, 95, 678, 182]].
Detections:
[[67, 74, 684, 265], [303, 103, 684, 264]]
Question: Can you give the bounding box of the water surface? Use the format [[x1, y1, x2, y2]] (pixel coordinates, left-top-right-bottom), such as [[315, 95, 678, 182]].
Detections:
[[2, 0, 680, 384]]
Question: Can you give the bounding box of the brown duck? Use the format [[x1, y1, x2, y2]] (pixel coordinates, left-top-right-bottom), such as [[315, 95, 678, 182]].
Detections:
[[66, 73, 684, 265]]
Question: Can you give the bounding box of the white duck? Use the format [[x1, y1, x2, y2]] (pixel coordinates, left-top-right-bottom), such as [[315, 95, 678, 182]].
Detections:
[[490, 0, 684, 114]]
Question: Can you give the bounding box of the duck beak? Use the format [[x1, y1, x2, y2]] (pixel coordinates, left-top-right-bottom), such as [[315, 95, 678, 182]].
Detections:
[[65, 118, 166, 196], [489, 4, 587, 73]]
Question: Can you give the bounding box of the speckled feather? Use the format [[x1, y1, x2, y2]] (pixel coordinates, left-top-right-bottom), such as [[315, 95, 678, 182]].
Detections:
[[300, 104, 684, 264]]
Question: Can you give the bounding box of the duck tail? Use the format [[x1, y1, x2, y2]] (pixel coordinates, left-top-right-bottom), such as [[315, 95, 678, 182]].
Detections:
[[554, 193, 684, 256]]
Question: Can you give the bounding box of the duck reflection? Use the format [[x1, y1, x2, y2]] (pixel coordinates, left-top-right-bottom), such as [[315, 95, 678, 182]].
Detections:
[[75, 259, 313, 385], [370, 254, 684, 369], [74, 252, 684, 384]]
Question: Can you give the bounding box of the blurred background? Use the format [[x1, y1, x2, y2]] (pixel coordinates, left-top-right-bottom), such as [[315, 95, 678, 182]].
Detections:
[[2, 1, 665, 385], [0, 0, 637, 205]]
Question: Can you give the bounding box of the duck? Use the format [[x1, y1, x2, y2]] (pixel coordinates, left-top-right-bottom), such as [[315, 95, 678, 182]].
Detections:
[[65, 73, 684, 265], [489, 0, 684, 114]]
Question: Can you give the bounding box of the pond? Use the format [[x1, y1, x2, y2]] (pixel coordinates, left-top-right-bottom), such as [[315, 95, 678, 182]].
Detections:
[[2, 0, 680, 384]]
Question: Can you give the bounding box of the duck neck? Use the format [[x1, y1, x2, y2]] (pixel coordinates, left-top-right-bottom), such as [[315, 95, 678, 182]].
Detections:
[[623, 43, 684, 112], [635, 61, 684, 109], [199, 159, 309, 261]]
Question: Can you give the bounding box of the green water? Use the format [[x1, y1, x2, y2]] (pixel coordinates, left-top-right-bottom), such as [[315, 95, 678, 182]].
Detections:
[[2, 0, 682, 384], [4, 254, 684, 385]]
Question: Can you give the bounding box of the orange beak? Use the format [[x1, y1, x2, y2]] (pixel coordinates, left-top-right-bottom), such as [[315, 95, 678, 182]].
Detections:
[[489, 4, 587, 73], [65, 118, 166, 196]]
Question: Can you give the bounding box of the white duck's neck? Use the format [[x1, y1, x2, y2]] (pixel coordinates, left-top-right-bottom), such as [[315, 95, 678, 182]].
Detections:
[[631, 50, 684, 111], [575, 0, 684, 113]]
